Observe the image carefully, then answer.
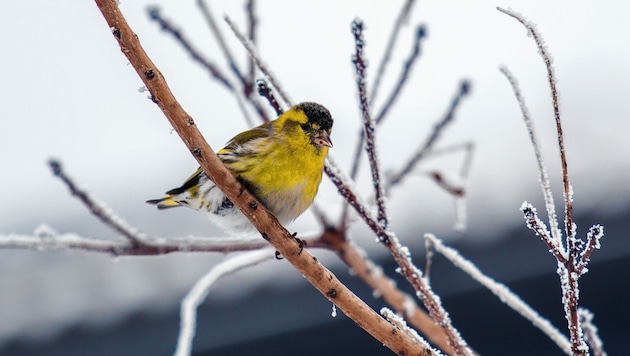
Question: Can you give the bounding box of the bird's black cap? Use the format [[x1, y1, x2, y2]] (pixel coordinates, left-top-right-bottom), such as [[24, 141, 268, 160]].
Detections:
[[296, 102, 333, 131]]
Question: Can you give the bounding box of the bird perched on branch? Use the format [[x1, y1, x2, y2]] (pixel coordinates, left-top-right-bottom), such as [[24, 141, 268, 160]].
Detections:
[[147, 102, 333, 233]]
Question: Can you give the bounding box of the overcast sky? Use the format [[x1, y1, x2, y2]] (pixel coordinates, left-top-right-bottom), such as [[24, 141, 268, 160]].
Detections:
[[1, 0, 629, 346]]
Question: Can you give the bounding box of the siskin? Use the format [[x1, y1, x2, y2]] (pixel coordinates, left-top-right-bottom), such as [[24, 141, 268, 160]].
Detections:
[[147, 102, 333, 232]]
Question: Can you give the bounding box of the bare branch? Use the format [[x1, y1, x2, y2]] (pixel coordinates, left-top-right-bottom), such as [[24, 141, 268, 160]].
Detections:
[[499, 65, 562, 246], [256, 78, 282, 117], [94, 1, 429, 354], [375, 24, 426, 125], [147, 6, 232, 90], [197, 0, 246, 85], [578, 308, 608, 356], [576, 224, 603, 275], [244, 0, 258, 91], [0, 230, 269, 255], [224, 15, 291, 109], [370, 0, 417, 104], [49, 159, 144, 246], [426, 233, 573, 355], [520, 202, 568, 264], [176, 248, 275, 356], [497, 6, 573, 251], [388, 80, 471, 189], [352, 19, 388, 229]]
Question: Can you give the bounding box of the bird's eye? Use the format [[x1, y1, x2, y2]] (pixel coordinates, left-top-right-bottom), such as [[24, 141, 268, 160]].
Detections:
[[301, 123, 311, 132]]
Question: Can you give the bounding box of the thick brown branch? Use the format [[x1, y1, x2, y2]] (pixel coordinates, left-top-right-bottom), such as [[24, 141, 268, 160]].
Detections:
[[93, 1, 429, 354]]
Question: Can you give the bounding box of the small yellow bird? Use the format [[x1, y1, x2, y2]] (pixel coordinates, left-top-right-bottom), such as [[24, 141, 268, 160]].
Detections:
[[147, 102, 333, 232]]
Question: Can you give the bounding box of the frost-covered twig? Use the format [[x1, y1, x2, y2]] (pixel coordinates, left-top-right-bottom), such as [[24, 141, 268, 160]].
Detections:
[[147, 6, 232, 90], [499, 65, 561, 245], [425, 233, 573, 355], [0, 227, 275, 255], [387, 81, 470, 189], [244, 0, 257, 93], [147, 6, 262, 126], [576, 225, 603, 275], [370, 0, 417, 104], [375, 24, 426, 125], [197, 0, 246, 85], [520, 203, 567, 263], [175, 248, 275, 356], [256, 78, 282, 117], [349, 23, 426, 181], [352, 19, 388, 229], [497, 7, 572, 248], [224, 15, 291, 109], [49, 159, 144, 246], [578, 308, 607, 356], [381, 307, 443, 356], [499, 8, 606, 355]]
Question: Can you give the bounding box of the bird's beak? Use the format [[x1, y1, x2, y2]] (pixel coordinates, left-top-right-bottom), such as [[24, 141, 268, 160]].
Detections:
[[313, 130, 333, 148]]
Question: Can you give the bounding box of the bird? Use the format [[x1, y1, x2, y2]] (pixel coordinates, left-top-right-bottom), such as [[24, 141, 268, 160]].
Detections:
[[147, 102, 333, 233]]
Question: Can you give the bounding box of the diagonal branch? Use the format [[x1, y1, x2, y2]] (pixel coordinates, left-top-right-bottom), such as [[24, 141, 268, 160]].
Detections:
[[387, 81, 470, 189], [370, 0, 417, 104], [49, 159, 144, 246]]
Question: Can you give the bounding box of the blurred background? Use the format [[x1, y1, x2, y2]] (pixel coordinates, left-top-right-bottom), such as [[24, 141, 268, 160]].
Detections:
[[1, 0, 629, 355]]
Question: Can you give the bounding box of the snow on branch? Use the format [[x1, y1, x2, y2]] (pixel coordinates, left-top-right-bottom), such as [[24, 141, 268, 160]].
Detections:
[[352, 19, 389, 229], [499, 65, 562, 245], [425, 233, 573, 355], [499, 7, 605, 355], [224, 15, 291, 109], [381, 307, 443, 355], [578, 308, 607, 356], [49, 159, 144, 246], [175, 248, 276, 356]]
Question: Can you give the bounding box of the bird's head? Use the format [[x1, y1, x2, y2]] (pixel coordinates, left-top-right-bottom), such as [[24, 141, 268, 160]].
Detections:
[[292, 102, 333, 150]]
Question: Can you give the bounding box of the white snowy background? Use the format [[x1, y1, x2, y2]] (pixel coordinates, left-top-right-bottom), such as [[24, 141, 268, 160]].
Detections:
[[1, 0, 629, 349]]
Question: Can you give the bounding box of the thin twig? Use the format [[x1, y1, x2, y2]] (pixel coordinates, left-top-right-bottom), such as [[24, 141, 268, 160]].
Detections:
[[387, 81, 471, 189], [147, 7, 232, 91], [520, 203, 567, 263], [197, 0, 246, 85], [147, 6, 259, 126], [370, 0, 417, 104], [49, 159, 144, 246], [176, 248, 275, 356], [499, 65, 561, 245], [578, 308, 608, 356], [244, 0, 258, 94], [256, 78, 282, 117], [224, 15, 291, 108], [375, 24, 426, 125], [352, 19, 388, 229]]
